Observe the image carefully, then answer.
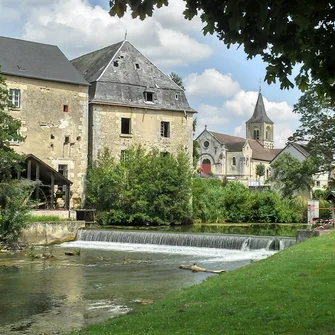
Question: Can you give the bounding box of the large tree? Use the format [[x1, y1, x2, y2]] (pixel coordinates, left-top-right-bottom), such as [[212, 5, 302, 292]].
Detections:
[[268, 153, 318, 199], [109, 0, 335, 102], [289, 85, 335, 168], [0, 71, 25, 181]]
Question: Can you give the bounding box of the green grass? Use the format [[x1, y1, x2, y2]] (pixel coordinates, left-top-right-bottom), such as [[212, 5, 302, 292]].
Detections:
[[70, 232, 335, 335], [25, 215, 65, 222]]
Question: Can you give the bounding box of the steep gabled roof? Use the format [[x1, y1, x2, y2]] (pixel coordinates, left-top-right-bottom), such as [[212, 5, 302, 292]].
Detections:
[[246, 92, 273, 124], [71, 41, 123, 82], [71, 40, 194, 112], [0, 36, 88, 86], [209, 131, 246, 152]]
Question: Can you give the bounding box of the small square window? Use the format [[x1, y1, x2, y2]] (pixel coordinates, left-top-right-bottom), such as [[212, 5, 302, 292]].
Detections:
[[9, 89, 20, 108], [161, 121, 170, 138], [135, 63, 140, 69], [63, 105, 69, 112], [113, 61, 119, 67], [121, 117, 131, 135], [58, 164, 68, 178], [144, 91, 154, 102]]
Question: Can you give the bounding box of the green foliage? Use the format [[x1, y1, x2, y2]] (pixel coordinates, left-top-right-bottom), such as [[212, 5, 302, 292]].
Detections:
[[109, 1, 335, 102], [192, 179, 308, 223], [256, 163, 265, 178], [169, 72, 185, 90], [269, 153, 319, 199], [25, 215, 66, 222], [0, 70, 25, 181], [86, 146, 193, 225], [289, 86, 335, 167], [0, 180, 36, 243]]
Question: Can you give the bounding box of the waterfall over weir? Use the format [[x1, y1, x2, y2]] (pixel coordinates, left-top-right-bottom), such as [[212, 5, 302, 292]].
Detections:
[[77, 230, 296, 251]]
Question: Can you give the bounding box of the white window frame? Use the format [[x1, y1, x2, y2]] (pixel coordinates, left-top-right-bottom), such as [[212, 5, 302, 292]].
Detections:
[[9, 89, 20, 108]]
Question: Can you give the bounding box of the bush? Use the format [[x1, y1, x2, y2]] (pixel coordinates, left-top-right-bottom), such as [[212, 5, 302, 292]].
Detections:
[[0, 180, 36, 243], [86, 146, 193, 225]]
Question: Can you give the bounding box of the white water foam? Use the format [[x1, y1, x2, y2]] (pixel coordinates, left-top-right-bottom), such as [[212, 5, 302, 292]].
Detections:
[[60, 240, 276, 262]]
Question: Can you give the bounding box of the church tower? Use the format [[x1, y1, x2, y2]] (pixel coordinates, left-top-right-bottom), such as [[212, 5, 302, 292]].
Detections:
[[246, 91, 274, 149]]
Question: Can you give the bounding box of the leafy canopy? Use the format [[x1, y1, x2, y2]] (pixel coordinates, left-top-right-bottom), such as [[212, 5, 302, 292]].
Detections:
[[268, 152, 318, 199], [289, 85, 335, 168], [169, 72, 185, 90], [109, 0, 335, 101], [0, 70, 25, 181]]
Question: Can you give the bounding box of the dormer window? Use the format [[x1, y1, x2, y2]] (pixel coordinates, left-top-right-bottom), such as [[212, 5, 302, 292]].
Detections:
[[113, 61, 119, 67], [144, 91, 154, 103]]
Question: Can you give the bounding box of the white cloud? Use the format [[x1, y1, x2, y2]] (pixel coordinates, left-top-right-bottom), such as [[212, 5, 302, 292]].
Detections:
[[196, 104, 230, 134], [184, 69, 240, 98], [17, 0, 211, 66]]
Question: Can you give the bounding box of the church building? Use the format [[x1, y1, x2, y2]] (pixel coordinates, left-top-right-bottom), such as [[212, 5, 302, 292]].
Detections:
[[196, 92, 281, 186]]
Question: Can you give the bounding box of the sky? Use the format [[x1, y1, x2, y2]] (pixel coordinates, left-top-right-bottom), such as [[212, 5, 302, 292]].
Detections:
[[0, 0, 303, 148]]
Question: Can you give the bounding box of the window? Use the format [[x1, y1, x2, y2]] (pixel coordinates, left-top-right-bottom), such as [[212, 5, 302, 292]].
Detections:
[[64, 136, 70, 144], [203, 140, 209, 148], [113, 61, 119, 67], [161, 121, 170, 138], [316, 181, 321, 187], [121, 117, 131, 135], [9, 89, 20, 108], [58, 164, 68, 178], [144, 91, 154, 102], [175, 93, 179, 100], [9, 130, 21, 145], [120, 150, 129, 161], [135, 63, 140, 69], [253, 129, 260, 140], [63, 105, 69, 112], [232, 156, 236, 166], [265, 126, 271, 140]]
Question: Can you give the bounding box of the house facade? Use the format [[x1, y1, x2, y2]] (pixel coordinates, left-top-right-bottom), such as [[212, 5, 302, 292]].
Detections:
[[71, 40, 195, 165], [0, 36, 89, 207], [1, 36, 195, 208], [196, 92, 280, 185]]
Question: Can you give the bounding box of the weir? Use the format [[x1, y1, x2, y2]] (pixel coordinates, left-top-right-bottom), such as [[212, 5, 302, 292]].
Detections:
[[77, 230, 296, 251]]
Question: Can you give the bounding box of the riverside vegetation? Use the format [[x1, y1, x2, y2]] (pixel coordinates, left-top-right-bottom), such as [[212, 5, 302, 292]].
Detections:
[[86, 148, 332, 226], [71, 231, 335, 335]]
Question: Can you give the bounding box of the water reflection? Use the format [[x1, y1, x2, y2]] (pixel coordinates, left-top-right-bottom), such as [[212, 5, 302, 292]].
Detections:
[[0, 244, 275, 335]]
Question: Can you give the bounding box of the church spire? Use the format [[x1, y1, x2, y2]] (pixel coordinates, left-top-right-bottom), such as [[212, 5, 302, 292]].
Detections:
[[246, 92, 273, 124]]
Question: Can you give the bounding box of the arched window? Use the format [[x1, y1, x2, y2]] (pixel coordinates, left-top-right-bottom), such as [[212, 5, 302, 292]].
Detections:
[[232, 156, 236, 166], [253, 129, 260, 140], [265, 126, 271, 140]]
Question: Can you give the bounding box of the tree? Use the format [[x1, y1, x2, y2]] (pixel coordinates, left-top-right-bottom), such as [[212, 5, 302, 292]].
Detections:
[[289, 85, 335, 168], [109, 0, 335, 102], [169, 72, 185, 90], [0, 70, 25, 181], [86, 146, 193, 225], [256, 163, 265, 183], [268, 153, 318, 199]]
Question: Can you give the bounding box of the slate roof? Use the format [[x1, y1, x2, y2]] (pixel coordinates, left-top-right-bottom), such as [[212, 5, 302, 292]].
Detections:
[[0, 36, 88, 86], [209, 132, 246, 152], [71, 40, 195, 112], [246, 92, 273, 124]]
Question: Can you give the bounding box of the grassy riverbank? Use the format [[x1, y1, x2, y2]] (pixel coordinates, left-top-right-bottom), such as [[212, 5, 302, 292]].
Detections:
[[71, 232, 335, 335]]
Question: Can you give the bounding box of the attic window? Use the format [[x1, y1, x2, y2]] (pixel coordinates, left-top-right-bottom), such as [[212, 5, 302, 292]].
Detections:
[[144, 91, 154, 103], [135, 63, 140, 70], [63, 105, 69, 112], [113, 61, 119, 67], [175, 93, 179, 100]]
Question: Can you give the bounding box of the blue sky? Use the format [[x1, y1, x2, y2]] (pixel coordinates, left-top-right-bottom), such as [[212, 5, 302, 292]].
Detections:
[[0, 0, 302, 147]]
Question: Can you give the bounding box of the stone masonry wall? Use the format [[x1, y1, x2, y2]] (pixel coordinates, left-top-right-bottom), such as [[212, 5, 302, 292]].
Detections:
[[91, 104, 194, 162], [6, 75, 88, 206]]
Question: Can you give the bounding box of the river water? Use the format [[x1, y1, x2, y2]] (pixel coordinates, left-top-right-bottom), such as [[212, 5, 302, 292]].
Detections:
[[0, 241, 276, 335]]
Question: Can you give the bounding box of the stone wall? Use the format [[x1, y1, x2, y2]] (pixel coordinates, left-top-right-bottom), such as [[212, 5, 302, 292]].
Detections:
[[6, 75, 88, 206], [20, 221, 85, 245], [91, 104, 193, 162]]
